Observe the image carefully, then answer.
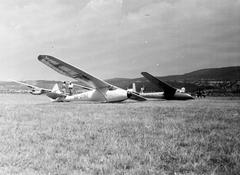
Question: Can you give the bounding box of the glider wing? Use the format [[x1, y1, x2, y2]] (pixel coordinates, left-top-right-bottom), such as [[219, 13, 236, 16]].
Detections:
[[38, 55, 116, 90], [141, 72, 177, 97]]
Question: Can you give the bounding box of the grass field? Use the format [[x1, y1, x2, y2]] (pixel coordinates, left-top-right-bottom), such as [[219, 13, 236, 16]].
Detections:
[[0, 94, 239, 175]]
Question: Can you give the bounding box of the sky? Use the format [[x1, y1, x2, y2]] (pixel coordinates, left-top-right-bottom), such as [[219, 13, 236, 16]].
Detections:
[[0, 0, 240, 81]]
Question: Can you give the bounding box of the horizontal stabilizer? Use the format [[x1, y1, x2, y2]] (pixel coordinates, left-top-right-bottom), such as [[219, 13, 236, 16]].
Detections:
[[141, 72, 177, 98], [130, 92, 147, 101]]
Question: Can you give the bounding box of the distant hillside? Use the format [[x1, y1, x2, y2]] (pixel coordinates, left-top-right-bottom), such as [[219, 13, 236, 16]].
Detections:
[[0, 66, 239, 94], [107, 66, 240, 90], [143, 66, 239, 82], [174, 66, 240, 81]]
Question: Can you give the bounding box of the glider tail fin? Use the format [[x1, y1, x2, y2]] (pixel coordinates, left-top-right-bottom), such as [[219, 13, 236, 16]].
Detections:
[[132, 83, 136, 92], [51, 83, 61, 94]]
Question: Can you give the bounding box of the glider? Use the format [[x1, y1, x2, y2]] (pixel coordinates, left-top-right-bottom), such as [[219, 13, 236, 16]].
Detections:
[[14, 55, 146, 102], [12, 80, 67, 101], [140, 72, 194, 100]]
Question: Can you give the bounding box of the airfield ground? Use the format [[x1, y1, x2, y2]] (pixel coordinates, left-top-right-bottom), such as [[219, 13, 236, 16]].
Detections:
[[0, 94, 239, 175]]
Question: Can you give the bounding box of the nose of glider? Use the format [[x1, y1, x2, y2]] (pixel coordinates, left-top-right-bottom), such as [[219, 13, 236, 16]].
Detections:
[[174, 92, 194, 100], [186, 94, 195, 100], [127, 91, 132, 98]]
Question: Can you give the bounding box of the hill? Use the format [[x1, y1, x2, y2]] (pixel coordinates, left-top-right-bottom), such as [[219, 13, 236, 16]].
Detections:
[[164, 66, 240, 81], [0, 66, 239, 94], [107, 66, 240, 92]]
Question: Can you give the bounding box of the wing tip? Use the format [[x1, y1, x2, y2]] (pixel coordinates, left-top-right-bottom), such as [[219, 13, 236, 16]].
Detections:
[[141, 72, 150, 76], [38, 55, 52, 61], [38, 55, 45, 61], [141, 72, 153, 79]]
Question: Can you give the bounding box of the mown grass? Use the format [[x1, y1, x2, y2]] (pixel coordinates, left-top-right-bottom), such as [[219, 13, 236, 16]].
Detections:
[[0, 94, 239, 174]]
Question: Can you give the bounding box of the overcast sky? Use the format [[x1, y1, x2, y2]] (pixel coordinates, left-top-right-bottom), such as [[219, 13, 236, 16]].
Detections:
[[0, 0, 239, 81]]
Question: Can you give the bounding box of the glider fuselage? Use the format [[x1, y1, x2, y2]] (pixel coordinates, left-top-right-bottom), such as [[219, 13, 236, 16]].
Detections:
[[140, 91, 194, 100], [53, 88, 128, 103]]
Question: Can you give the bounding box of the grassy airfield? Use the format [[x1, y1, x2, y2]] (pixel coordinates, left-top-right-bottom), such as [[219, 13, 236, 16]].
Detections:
[[0, 94, 239, 175]]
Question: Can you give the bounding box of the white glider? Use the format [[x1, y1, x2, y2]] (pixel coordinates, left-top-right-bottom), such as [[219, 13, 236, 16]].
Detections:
[[12, 80, 67, 101], [14, 55, 146, 103], [140, 72, 194, 100]]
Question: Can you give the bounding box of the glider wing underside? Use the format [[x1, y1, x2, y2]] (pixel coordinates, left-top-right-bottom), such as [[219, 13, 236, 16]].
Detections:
[[38, 55, 116, 90], [141, 72, 177, 98]]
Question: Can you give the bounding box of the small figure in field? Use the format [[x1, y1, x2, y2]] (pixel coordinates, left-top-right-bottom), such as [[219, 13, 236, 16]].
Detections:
[[201, 90, 206, 98], [68, 81, 74, 95], [62, 81, 67, 94], [196, 89, 206, 98]]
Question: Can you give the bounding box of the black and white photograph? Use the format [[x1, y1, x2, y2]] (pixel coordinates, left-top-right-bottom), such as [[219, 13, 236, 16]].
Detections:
[[0, 0, 239, 174]]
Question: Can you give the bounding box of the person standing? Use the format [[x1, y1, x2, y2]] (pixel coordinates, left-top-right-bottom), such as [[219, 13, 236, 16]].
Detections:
[[62, 81, 67, 94], [68, 81, 74, 95]]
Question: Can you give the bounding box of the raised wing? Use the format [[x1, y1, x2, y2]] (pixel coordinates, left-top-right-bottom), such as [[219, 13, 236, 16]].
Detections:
[[38, 55, 116, 90], [141, 72, 177, 98]]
